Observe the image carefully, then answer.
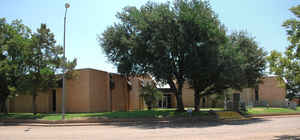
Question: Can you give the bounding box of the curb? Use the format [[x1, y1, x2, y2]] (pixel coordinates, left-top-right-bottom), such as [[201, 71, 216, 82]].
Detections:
[[0, 118, 166, 124], [245, 113, 300, 118], [2, 113, 299, 126], [0, 116, 218, 126]]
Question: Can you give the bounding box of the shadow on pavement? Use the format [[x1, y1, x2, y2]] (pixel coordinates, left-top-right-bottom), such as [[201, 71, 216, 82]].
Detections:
[[273, 135, 300, 140], [0, 117, 269, 129], [98, 118, 269, 129]]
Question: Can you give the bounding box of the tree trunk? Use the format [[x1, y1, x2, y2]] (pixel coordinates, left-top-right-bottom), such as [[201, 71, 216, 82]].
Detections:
[[224, 91, 227, 110], [194, 88, 200, 112], [167, 79, 184, 111], [0, 95, 9, 114], [176, 81, 185, 112], [0, 75, 10, 115], [0, 102, 5, 113], [2, 103, 7, 114], [0, 103, 3, 113], [32, 92, 37, 115]]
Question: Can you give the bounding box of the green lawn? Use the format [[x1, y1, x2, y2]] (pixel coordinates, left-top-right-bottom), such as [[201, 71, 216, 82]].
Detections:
[[0, 108, 219, 121], [247, 107, 300, 115], [5, 107, 299, 121]]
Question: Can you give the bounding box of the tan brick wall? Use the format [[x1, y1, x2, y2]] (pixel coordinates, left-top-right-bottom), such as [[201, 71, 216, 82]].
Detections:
[[55, 69, 112, 113], [111, 74, 129, 112], [89, 70, 110, 112], [8, 69, 149, 113], [65, 70, 91, 112], [128, 78, 141, 110], [9, 91, 52, 113], [258, 77, 286, 107], [182, 87, 194, 107], [239, 88, 255, 105], [56, 88, 62, 113], [161, 77, 287, 108], [292, 98, 300, 105], [5, 100, 9, 112]]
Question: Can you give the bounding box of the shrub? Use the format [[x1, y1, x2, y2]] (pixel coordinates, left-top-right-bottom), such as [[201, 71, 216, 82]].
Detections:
[[140, 83, 163, 110]]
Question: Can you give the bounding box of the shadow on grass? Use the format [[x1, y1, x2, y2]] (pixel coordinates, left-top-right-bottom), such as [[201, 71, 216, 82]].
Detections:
[[0, 110, 211, 120], [273, 135, 300, 140], [0, 110, 269, 129], [0, 113, 59, 120]]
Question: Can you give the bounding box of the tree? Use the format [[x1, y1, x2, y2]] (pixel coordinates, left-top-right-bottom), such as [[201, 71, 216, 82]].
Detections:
[[0, 19, 77, 115], [0, 18, 32, 113], [188, 31, 266, 111], [228, 32, 267, 88], [99, 0, 226, 111], [182, 1, 226, 111], [0, 74, 9, 113], [267, 5, 300, 99], [140, 83, 163, 110], [22, 24, 77, 115]]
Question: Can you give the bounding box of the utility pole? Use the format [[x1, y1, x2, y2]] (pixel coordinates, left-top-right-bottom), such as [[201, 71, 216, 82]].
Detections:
[[62, 3, 70, 120]]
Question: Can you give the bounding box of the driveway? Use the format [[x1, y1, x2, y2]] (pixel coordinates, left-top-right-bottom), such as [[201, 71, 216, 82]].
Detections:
[[0, 116, 300, 140]]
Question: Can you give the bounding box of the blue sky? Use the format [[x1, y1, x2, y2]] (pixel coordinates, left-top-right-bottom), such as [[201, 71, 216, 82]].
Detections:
[[1, 0, 299, 73]]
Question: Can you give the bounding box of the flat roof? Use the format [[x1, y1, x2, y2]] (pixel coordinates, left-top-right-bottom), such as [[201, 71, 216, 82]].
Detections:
[[75, 68, 109, 73]]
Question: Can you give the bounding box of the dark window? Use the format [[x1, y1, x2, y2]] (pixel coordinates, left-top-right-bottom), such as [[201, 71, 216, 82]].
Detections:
[[167, 95, 171, 108], [202, 97, 206, 107], [158, 95, 172, 108]]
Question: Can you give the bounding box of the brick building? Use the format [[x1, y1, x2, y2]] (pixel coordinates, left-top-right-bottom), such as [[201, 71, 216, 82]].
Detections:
[[6, 72, 287, 113], [159, 76, 287, 108], [239, 76, 287, 107], [6, 68, 147, 113]]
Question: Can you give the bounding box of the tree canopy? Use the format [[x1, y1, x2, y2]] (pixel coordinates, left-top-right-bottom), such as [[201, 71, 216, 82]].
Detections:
[[267, 5, 300, 99], [0, 18, 32, 113], [0, 18, 77, 114], [187, 31, 267, 111], [100, 0, 229, 111], [100, 0, 267, 111]]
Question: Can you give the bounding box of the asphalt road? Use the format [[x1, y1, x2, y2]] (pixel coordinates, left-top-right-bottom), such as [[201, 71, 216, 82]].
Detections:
[[0, 116, 300, 140]]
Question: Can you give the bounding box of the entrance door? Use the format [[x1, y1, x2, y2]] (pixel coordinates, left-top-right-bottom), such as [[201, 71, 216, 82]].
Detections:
[[159, 95, 172, 108]]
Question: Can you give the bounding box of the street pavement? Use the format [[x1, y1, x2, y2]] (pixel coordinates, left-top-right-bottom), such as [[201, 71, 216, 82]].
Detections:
[[0, 115, 300, 140]]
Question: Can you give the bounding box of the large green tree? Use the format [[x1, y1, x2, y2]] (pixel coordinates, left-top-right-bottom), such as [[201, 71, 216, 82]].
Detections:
[[23, 24, 77, 115], [187, 31, 266, 111], [0, 19, 77, 115], [181, 1, 227, 111], [268, 5, 300, 99], [0, 18, 32, 113], [99, 0, 227, 111]]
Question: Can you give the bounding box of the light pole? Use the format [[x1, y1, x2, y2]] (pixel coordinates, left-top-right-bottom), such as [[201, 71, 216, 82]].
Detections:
[[62, 2, 70, 120]]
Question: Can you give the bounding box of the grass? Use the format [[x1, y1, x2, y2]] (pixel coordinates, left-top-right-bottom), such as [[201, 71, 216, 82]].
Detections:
[[247, 107, 300, 115], [0, 108, 220, 121], [6, 107, 300, 121], [216, 111, 247, 120]]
